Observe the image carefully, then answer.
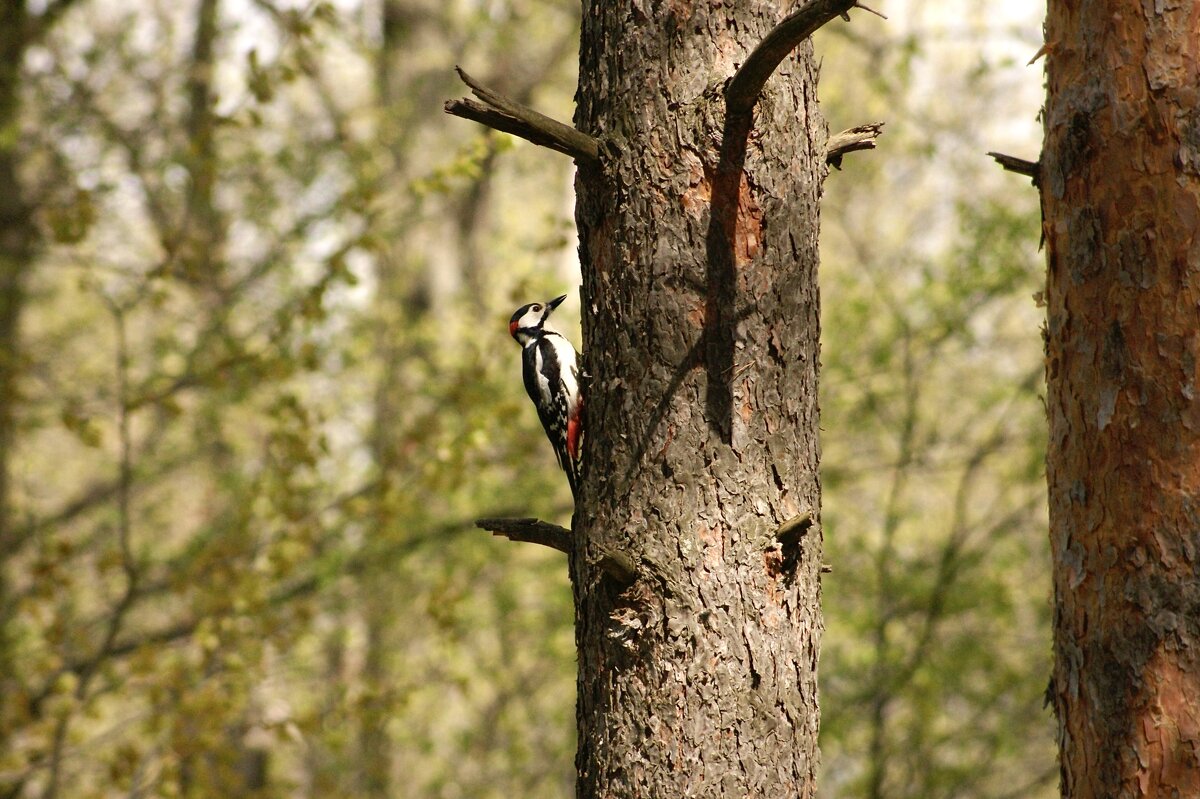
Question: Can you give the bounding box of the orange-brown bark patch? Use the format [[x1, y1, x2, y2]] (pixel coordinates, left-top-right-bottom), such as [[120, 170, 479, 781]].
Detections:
[[734, 173, 764, 267], [687, 161, 764, 267], [738, 377, 754, 424], [1136, 650, 1200, 796], [589, 214, 616, 276], [681, 164, 710, 222]]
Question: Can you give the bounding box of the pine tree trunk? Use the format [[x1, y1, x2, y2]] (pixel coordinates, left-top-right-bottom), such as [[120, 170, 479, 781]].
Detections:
[[572, 4, 826, 796], [1042, 2, 1200, 797]]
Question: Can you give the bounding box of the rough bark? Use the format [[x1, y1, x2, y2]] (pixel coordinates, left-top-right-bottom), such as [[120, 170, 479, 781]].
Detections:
[[572, 3, 827, 796], [1041, 2, 1200, 797]]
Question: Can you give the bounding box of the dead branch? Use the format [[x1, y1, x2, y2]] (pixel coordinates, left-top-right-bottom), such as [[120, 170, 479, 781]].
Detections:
[[987, 151, 1040, 184], [445, 67, 600, 163], [827, 122, 885, 168], [775, 512, 815, 543], [595, 547, 639, 584], [475, 516, 572, 554]]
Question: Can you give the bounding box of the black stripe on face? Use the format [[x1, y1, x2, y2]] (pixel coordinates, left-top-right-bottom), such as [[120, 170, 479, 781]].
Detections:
[[510, 302, 546, 330], [510, 303, 535, 325]]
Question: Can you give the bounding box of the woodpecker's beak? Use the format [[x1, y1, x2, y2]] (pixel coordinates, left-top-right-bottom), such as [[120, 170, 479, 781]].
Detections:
[[508, 320, 519, 338], [547, 294, 568, 313]]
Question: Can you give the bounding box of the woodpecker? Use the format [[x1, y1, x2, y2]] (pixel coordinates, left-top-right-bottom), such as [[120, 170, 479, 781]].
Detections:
[[509, 294, 582, 498]]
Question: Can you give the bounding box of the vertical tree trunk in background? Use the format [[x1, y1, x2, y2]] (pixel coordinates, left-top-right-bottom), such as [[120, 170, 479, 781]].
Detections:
[[573, 3, 826, 796], [1042, 2, 1200, 797], [176, 3, 237, 793], [180, 0, 223, 285], [0, 2, 33, 560], [364, 2, 455, 793], [363, 5, 417, 795], [0, 0, 36, 769]]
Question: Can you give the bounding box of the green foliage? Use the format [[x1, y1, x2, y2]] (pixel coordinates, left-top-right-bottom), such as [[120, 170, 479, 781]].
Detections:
[[4, 1, 578, 796], [2, 0, 1051, 797], [817, 3, 1054, 796]]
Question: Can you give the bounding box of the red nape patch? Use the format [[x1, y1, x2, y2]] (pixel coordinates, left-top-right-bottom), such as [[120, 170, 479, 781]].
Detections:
[[567, 414, 581, 460], [509, 320, 519, 337]]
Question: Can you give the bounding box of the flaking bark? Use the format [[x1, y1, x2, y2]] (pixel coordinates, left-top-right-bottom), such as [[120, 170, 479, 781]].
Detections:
[[572, 3, 828, 796], [1042, 2, 1200, 797]]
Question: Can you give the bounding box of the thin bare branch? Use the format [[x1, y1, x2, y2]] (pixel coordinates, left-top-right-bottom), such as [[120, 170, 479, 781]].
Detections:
[[853, 2, 887, 20], [443, 98, 588, 160], [827, 122, 885, 168], [110, 303, 136, 585], [987, 151, 1040, 184], [475, 517, 572, 554], [40, 302, 144, 799], [445, 67, 600, 163], [27, 505, 499, 722]]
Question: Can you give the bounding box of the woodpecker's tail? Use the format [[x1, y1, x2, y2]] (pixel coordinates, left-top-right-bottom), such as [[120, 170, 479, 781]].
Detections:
[[565, 397, 583, 499], [565, 458, 579, 500]]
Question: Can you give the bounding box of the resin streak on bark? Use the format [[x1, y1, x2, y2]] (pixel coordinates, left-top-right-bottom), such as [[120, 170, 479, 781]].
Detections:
[[1042, 2, 1200, 797]]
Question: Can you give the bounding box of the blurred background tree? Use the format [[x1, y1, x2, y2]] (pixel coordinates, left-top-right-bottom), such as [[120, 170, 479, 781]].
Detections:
[[817, 3, 1053, 797], [0, 0, 1050, 797]]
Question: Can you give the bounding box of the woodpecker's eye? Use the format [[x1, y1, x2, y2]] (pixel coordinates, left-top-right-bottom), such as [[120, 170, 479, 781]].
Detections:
[[532, 304, 542, 311]]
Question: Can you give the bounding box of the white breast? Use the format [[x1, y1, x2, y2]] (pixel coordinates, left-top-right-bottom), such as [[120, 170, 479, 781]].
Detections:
[[544, 333, 580, 412]]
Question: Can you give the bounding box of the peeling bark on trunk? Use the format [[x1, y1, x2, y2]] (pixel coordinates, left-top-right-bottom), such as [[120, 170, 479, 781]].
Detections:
[[572, 3, 826, 796], [1042, 2, 1200, 797]]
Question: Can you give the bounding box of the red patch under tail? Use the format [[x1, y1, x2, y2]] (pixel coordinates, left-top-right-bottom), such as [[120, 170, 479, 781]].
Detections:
[[566, 403, 582, 461]]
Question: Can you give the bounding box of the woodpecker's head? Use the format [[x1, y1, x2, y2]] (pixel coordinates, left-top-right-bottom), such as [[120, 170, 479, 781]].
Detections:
[[509, 294, 567, 345]]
